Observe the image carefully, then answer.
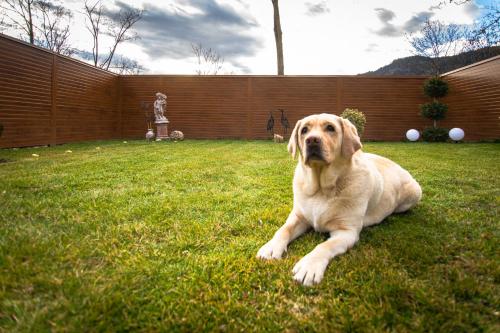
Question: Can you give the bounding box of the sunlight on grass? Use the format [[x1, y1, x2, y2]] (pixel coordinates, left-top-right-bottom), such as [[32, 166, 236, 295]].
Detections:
[[0, 140, 499, 332]]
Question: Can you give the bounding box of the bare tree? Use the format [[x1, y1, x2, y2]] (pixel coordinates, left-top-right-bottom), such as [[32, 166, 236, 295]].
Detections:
[[191, 43, 225, 75], [100, 6, 142, 70], [438, 0, 499, 52], [0, 13, 9, 33], [84, 0, 142, 70], [463, 6, 499, 53], [109, 55, 144, 74], [35, 1, 73, 55], [0, 0, 36, 43], [271, 0, 284, 75], [83, 0, 104, 67], [407, 19, 464, 74]]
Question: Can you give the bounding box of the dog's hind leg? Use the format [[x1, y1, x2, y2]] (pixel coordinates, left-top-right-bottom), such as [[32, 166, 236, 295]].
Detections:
[[395, 180, 422, 213]]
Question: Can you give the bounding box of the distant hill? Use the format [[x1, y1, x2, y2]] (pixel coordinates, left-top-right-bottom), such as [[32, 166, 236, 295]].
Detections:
[[361, 46, 500, 76]]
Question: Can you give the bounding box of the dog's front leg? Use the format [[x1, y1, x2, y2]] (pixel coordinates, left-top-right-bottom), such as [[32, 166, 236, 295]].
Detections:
[[292, 227, 360, 286], [256, 211, 309, 260]]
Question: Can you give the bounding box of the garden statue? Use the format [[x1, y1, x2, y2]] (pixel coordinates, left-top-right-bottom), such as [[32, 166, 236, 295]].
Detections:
[[153, 92, 170, 140], [154, 92, 168, 122]]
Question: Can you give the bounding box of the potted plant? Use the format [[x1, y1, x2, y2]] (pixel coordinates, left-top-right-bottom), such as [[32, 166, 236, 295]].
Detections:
[[420, 77, 449, 142]]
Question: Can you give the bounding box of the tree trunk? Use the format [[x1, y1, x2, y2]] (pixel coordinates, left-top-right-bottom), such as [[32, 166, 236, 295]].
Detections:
[[27, 1, 34, 44], [271, 0, 284, 75]]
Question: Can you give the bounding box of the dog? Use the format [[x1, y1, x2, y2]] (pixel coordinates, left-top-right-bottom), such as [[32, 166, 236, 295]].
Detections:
[[257, 113, 422, 286], [273, 134, 284, 143]]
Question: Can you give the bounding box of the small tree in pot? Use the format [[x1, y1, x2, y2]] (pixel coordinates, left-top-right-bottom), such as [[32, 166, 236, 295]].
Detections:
[[420, 77, 449, 142]]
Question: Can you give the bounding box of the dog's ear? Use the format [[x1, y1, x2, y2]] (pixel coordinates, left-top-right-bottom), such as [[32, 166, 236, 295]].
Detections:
[[340, 117, 362, 159], [288, 120, 302, 159]]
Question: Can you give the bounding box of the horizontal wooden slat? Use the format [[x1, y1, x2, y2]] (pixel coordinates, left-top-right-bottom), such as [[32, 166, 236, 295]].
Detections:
[[0, 35, 118, 148], [1, 34, 499, 147]]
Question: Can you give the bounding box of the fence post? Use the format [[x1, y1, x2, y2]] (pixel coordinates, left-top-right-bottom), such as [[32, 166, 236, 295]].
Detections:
[[50, 54, 58, 146], [336, 77, 343, 114], [246, 77, 253, 139], [117, 76, 123, 139]]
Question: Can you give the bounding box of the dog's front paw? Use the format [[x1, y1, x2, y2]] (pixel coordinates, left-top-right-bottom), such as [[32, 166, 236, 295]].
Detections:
[[256, 239, 287, 260], [292, 254, 329, 286]]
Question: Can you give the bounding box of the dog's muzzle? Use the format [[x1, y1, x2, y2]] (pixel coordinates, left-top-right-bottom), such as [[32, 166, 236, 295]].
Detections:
[[305, 136, 324, 162]]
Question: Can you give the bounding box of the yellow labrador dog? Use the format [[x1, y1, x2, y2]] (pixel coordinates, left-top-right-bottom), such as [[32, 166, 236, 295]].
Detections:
[[257, 113, 422, 286]]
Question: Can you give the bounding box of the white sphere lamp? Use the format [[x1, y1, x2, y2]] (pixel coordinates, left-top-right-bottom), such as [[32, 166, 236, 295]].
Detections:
[[449, 128, 464, 141], [406, 129, 420, 142]]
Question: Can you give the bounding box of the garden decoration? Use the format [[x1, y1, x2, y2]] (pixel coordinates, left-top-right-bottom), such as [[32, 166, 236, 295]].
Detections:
[[266, 109, 289, 138], [141, 101, 155, 140], [170, 130, 184, 141], [145, 129, 155, 141], [449, 128, 465, 142], [420, 77, 449, 142], [266, 111, 275, 136], [406, 129, 420, 141], [154, 92, 170, 140], [273, 134, 284, 143], [279, 109, 290, 136]]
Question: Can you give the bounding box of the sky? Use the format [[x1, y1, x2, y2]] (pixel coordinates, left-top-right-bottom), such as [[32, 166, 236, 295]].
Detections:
[[1, 0, 496, 74]]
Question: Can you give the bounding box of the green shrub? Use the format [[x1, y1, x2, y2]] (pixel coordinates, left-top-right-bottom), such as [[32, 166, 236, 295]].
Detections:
[[420, 101, 448, 121], [422, 127, 448, 142], [423, 77, 449, 99], [340, 108, 366, 137]]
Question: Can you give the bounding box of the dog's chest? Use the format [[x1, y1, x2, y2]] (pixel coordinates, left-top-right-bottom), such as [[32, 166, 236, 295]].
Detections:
[[299, 195, 332, 232]]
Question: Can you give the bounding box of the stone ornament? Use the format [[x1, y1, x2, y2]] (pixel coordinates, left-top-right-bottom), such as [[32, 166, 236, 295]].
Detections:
[[170, 130, 184, 141], [154, 92, 168, 123], [146, 129, 155, 140], [153, 92, 170, 140]]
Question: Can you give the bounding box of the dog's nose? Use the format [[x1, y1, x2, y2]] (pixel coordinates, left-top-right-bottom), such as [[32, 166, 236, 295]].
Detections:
[[306, 136, 321, 145]]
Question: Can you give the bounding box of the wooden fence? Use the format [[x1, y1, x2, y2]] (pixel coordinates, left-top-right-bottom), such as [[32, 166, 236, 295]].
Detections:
[[0, 35, 118, 148], [0, 34, 499, 148], [441, 56, 500, 141], [120, 75, 429, 140]]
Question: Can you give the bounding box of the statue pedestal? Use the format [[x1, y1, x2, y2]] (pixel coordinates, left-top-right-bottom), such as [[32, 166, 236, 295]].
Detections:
[[155, 120, 170, 140]]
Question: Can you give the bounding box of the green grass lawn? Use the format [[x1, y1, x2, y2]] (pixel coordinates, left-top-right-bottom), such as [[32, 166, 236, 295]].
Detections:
[[0, 140, 498, 332]]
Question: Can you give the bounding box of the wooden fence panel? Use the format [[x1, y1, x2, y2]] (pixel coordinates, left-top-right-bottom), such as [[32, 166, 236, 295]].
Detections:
[[55, 57, 118, 144], [120, 76, 250, 139], [1, 34, 499, 147], [441, 56, 500, 141], [0, 35, 118, 148], [121, 75, 429, 141], [0, 36, 53, 148]]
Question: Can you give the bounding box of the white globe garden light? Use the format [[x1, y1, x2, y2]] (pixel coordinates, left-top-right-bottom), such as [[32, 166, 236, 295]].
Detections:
[[406, 129, 420, 142], [449, 128, 465, 141]]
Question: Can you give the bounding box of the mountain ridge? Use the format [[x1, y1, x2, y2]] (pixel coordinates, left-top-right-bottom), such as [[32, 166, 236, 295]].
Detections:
[[361, 47, 500, 76]]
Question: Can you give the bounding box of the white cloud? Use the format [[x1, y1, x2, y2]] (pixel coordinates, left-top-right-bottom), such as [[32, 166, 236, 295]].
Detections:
[[2, 0, 484, 74]]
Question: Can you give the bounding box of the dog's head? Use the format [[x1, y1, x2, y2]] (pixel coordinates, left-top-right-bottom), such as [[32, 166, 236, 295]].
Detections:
[[288, 113, 362, 166]]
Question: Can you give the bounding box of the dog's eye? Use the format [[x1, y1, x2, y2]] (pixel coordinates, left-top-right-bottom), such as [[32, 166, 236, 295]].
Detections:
[[301, 127, 308, 135], [326, 125, 335, 132]]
